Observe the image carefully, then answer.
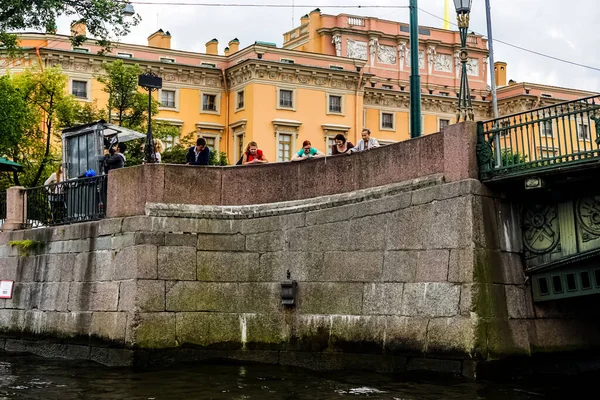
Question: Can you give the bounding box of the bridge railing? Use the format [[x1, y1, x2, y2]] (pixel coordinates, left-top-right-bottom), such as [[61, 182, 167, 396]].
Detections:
[[477, 94, 600, 181]]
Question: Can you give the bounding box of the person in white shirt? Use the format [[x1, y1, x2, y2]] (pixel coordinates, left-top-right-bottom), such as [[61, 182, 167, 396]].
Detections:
[[348, 128, 379, 153]]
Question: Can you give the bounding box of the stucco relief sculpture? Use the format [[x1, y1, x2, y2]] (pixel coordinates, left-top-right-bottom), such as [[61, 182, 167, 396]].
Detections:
[[433, 54, 453, 73], [347, 39, 367, 60], [332, 35, 342, 57], [377, 44, 396, 65], [369, 38, 379, 66], [406, 49, 425, 70], [467, 58, 479, 76], [427, 45, 436, 75], [398, 42, 407, 71]]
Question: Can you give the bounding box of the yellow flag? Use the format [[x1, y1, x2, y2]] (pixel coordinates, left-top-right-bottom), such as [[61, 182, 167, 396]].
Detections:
[[444, 0, 451, 30]]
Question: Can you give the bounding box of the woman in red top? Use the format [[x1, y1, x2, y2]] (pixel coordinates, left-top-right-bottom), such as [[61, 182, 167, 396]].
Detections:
[[242, 141, 269, 165]]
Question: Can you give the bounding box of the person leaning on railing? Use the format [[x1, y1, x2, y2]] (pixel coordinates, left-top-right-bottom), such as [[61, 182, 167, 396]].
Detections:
[[44, 164, 66, 222]]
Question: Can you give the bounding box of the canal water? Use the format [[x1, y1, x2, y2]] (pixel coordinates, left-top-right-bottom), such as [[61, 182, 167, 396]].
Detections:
[[0, 353, 590, 399]]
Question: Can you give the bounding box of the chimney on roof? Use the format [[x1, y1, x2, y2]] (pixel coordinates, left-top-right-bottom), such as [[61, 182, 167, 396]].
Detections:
[[224, 47, 230, 56], [148, 29, 171, 49], [301, 14, 309, 24], [494, 61, 507, 87], [228, 38, 240, 54], [70, 21, 86, 37], [206, 38, 219, 55]]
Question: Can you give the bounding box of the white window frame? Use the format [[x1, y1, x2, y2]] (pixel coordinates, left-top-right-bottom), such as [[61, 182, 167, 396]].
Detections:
[[577, 120, 591, 142], [199, 133, 220, 153], [160, 57, 176, 63], [280, 58, 295, 64], [378, 139, 398, 146], [116, 52, 133, 58], [235, 132, 245, 162], [158, 87, 179, 111], [235, 89, 245, 112], [329, 65, 344, 70], [69, 78, 92, 102], [276, 87, 297, 111], [201, 62, 216, 68], [276, 132, 294, 162], [382, 84, 393, 90], [326, 92, 345, 116], [200, 90, 221, 115], [438, 117, 452, 131], [380, 110, 396, 131], [72, 47, 90, 53], [540, 119, 554, 138], [363, 109, 367, 128]]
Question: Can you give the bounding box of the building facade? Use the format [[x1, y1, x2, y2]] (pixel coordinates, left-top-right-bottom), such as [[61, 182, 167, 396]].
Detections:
[[1, 9, 597, 163]]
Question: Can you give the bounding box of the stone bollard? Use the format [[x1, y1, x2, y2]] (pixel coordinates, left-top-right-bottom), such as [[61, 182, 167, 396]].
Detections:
[[2, 186, 26, 231], [443, 121, 479, 182]]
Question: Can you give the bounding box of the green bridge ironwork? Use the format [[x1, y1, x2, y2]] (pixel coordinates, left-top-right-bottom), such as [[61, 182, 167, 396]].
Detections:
[[477, 94, 600, 182]]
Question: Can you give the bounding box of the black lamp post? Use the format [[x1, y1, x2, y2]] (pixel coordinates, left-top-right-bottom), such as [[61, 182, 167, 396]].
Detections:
[[454, 0, 474, 122], [138, 71, 162, 163]]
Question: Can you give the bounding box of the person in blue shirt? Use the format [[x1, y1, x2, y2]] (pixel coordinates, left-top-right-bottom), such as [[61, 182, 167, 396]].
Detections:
[[186, 137, 210, 165], [292, 140, 325, 161]]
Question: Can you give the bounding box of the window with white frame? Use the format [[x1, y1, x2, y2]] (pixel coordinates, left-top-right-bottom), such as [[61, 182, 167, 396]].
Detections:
[[161, 90, 176, 108], [540, 147, 557, 159], [382, 84, 393, 90], [280, 58, 295, 64], [202, 94, 217, 111], [235, 132, 245, 161], [72, 80, 88, 98], [73, 47, 89, 53], [160, 57, 175, 63], [439, 118, 451, 131], [278, 133, 293, 161], [279, 89, 294, 108], [163, 135, 179, 150], [578, 122, 590, 141], [202, 135, 216, 150], [328, 94, 342, 113], [117, 52, 133, 58], [236, 90, 245, 110], [540, 119, 553, 137], [381, 112, 395, 130], [325, 136, 336, 155], [201, 63, 216, 68]]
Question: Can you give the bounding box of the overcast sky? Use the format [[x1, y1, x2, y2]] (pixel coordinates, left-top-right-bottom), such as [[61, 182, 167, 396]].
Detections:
[[56, 0, 600, 92]]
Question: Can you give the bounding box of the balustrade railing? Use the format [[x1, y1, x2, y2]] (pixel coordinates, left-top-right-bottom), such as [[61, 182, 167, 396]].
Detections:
[[348, 16, 365, 26], [477, 95, 600, 180], [24, 175, 108, 228]]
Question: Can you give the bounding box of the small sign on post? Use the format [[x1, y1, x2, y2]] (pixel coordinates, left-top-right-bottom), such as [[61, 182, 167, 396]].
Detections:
[[0, 281, 14, 299]]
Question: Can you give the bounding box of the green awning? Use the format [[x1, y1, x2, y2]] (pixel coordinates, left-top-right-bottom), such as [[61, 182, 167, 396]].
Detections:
[[0, 157, 23, 172]]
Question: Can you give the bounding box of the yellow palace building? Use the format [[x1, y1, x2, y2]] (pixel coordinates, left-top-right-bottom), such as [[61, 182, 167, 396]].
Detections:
[[1, 9, 597, 163]]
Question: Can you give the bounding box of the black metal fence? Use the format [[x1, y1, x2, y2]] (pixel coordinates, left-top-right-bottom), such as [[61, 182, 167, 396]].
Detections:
[[24, 175, 108, 228], [0, 191, 6, 223], [477, 95, 600, 180]]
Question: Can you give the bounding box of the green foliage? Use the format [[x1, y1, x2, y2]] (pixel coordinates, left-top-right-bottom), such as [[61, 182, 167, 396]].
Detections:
[[500, 149, 527, 167], [9, 239, 42, 257], [0, 0, 140, 54]]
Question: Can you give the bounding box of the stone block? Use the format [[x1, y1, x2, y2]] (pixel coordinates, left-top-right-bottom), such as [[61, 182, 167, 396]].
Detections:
[[496, 200, 522, 253], [131, 313, 176, 348], [406, 358, 462, 374], [198, 219, 243, 235], [5, 283, 35, 309], [472, 195, 500, 250], [305, 204, 356, 226], [0, 258, 18, 281], [74, 251, 115, 281], [448, 248, 475, 283], [470, 283, 508, 319], [88, 236, 112, 251], [90, 312, 127, 343], [165, 233, 197, 247], [244, 313, 290, 350], [246, 231, 285, 252], [113, 245, 157, 280], [362, 192, 412, 216], [68, 282, 119, 311], [166, 282, 238, 312], [176, 312, 241, 349], [158, 246, 196, 280], [321, 252, 383, 282], [290, 221, 349, 252], [90, 347, 133, 367], [385, 316, 428, 353], [297, 283, 363, 315], [426, 316, 475, 355], [197, 252, 263, 282], [121, 216, 153, 232], [401, 283, 460, 317], [32, 255, 59, 282], [36, 282, 69, 311], [0, 309, 26, 332], [118, 281, 136, 311], [238, 283, 280, 313], [258, 251, 323, 282], [43, 311, 92, 338], [415, 250, 450, 282], [197, 234, 245, 251], [137, 280, 166, 312], [386, 206, 427, 250], [504, 285, 535, 319], [97, 218, 123, 236], [134, 232, 165, 246], [241, 215, 283, 234], [383, 251, 418, 282], [329, 315, 386, 353], [425, 197, 473, 249], [362, 283, 404, 315], [16, 256, 37, 282], [348, 214, 388, 251], [111, 233, 135, 249], [281, 213, 306, 231], [485, 318, 532, 358]]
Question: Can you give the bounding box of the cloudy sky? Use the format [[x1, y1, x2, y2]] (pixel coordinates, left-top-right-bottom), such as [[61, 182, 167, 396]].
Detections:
[[56, 0, 600, 92]]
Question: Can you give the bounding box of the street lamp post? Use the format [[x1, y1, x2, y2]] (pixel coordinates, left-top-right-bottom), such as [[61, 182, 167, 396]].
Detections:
[[138, 71, 162, 164], [409, 0, 422, 138], [454, 0, 474, 122]]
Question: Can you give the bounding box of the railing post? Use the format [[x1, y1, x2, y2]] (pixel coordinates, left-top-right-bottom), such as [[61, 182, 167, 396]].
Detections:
[[2, 186, 26, 231]]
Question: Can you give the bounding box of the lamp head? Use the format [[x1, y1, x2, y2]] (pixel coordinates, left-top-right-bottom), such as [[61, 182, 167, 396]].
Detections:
[[453, 0, 472, 14], [123, 3, 136, 16]]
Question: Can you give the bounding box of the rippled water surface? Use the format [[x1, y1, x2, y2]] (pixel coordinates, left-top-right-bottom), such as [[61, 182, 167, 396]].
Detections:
[[0, 353, 590, 399]]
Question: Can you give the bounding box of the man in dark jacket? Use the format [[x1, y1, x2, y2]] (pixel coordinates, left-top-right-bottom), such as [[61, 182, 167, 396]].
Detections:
[[186, 137, 210, 165], [104, 142, 127, 173]]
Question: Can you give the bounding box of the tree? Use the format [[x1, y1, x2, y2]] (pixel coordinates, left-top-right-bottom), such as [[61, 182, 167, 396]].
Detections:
[[97, 60, 157, 129], [0, 0, 140, 55]]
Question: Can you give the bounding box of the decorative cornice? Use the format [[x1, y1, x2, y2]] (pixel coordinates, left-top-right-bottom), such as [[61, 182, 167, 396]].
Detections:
[[196, 122, 225, 133]]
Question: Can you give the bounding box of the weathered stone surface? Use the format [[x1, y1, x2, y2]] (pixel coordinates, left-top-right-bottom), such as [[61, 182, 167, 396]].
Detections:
[[288, 221, 349, 251], [485, 318, 532, 358], [448, 248, 475, 283], [329, 315, 386, 353], [258, 252, 323, 282], [305, 204, 356, 226], [43, 311, 92, 338], [97, 218, 123, 236], [383, 251, 418, 282], [176, 312, 240, 348], [415, 250, 449, 282], [385, 316, 428, 353], [470, 283, 508, 319], [165, 233, 197, 247], [197, 252, 263, 282], [111, 233, 135, 250], [321, 252, 383, 282], [401, 283, 460, 317], [5, 283, 35, 309], [241, 215, 283, 234], [90, 312, 127, 342], [504, 285, 535, 319], [406, 358, 462, 374], [362, 283, 403, 315], [68, 282, 119, 311], [113, 245, 157, 279], [362, 192, 412, 215], [131, 313, 176, 348], [134, 232, 165, 246], [348, 214, 388, 251], [197, 234, 245, 251], [121, 216, 152, 232], [244, 313, 290, 349], [0, 257, 18, 281], [36, 282, 69, 311], [137, 280, 165, 312], [238, 283, 280, 313], [118, 281, 136, 311], [158, 246, 196, 280], [246, 231, 285, 252], [74, 251, 115, 281], [298, 283, 363, 315], [0, 309, 26, 332], [166, 282, 238, 312], [88, 236, 112, 251], [495, 200, 522, 253], [90, 347, 133, 367], [291, 314, 331, 352], [426, 316, 475, 354]]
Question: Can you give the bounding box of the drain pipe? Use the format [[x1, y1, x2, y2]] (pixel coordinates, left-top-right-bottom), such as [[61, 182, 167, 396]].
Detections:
[[221, 67, 230, 162], [355, 67, 364, 144]]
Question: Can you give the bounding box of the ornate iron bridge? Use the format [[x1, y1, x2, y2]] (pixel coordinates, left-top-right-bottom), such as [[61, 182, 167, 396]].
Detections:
[[477, 94, 600, 182]]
